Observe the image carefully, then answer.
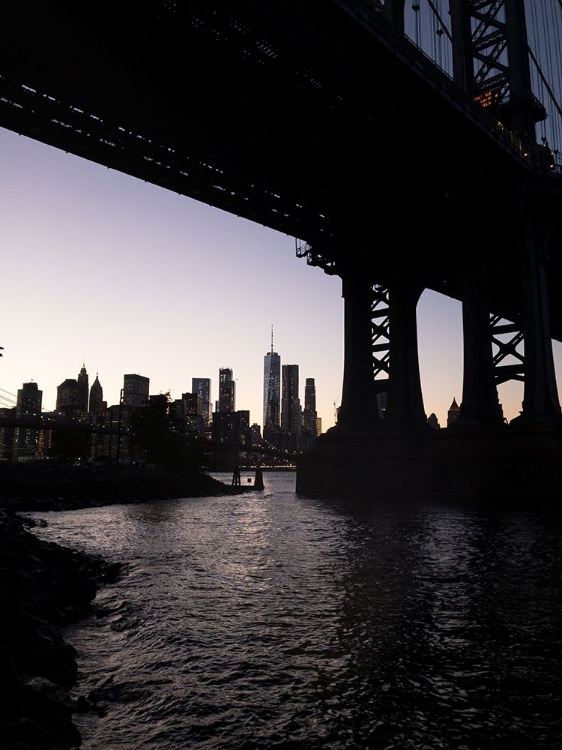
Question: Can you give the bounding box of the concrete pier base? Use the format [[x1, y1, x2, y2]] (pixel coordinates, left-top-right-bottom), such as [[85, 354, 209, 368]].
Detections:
[[295, 422, 562, 502]]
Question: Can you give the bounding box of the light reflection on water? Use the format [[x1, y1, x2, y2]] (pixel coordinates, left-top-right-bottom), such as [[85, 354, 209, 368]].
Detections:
[[25, 471, 562, 750]]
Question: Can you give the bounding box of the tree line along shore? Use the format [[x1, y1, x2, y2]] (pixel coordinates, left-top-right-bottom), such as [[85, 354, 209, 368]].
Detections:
[[0, 463, 246, 750]]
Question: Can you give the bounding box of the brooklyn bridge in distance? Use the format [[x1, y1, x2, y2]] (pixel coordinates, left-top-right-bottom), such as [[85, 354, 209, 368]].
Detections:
[[2, 0, 562, 499]]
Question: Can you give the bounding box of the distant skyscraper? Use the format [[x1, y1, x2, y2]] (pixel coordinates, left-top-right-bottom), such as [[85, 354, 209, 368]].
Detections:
[[281, 364, 301, 435], [263, 326, 280, 428], [304, 377, 316, 412], [427, 412, 440, 430], [249, 423, 262, 446], [212, 409, 249, 447], [192, 377, 211, 425], [218, 368, 235, 413], [447, 397, 461, 427], [237, 410, 250, 445], [77, 363, 89, 413], [89, 374, 105, 414], [56, 378, 80, 415], [302, 377, 317, 435], [16, 381, 42, 418], [123, 374, 149, 408], [0, 406, 15, 459], [56, 364, 88, 416], [181, 392, 204, 435], [13, 381, 42, 459]]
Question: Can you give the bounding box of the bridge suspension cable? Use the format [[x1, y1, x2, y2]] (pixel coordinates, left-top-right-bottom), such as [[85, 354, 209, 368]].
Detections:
[[526, 0, 562, 155], [407, 0, 452, 72], [0, 388, 17, 409], [402, 0, 562, 165]]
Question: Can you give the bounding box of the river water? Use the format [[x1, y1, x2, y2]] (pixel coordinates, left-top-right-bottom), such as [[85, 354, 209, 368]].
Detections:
[[25, 471, 562, 750]]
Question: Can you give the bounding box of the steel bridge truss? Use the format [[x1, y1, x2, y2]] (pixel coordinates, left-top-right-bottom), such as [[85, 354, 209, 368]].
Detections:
[[298, 235, 530, 424], [366, 287, 526, 422], [370, 285, 391, 416], [490, 313, 525, 384], [449, 0, 547, 143]]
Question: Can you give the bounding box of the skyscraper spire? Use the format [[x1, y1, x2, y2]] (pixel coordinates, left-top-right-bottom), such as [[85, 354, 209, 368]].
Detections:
[[89, 373, 105, 415], [77, 363, 89, 413], [271, 324, 274, 355]]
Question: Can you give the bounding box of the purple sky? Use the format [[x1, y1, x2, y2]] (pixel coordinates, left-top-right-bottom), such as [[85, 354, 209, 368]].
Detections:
[[1, 124, 559, 431]]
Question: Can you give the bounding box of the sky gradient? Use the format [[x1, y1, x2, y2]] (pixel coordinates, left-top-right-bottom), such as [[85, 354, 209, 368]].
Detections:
[[1, 126, 560, 431]]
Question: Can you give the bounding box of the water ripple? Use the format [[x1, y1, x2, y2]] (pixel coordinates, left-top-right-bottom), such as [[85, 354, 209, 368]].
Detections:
[[25, 473, 562, 750]]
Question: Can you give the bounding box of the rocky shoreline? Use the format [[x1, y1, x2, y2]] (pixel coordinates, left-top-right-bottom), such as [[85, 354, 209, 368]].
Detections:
[[0, 464, 245, 749]]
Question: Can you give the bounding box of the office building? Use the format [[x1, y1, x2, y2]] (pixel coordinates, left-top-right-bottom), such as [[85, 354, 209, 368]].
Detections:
[[0, 406, 15, 459], [249, 423, 261, 447], [55, 364, 89, 420], [123, 374, 149, 408], [212, 411, 237, 444], [181, 392, 205, 436], [281, 364, 301, 436], [89, 374, 106, 415], [211, 406, 249, 446], [302, 377, 317, 436], [77, 364, 89, 413], [237, 410, 250, 446], [13, 381, 42, 460], [263, 328, 280, 428], [218, 368, 235, 413], [56, 378, 81, 420], [192, 377, 211, 426]]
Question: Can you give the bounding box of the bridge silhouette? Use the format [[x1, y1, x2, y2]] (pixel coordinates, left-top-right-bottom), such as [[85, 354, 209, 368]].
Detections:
[[2, 0, 562, 498]]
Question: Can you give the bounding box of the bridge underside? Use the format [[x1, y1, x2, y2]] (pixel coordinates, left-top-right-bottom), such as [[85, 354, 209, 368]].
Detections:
[[2, 0, 562, 335]]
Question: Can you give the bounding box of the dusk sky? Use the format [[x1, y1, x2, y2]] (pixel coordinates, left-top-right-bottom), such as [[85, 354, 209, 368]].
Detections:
[[0, 123, 559, 431], [3, 3, 562, 433]]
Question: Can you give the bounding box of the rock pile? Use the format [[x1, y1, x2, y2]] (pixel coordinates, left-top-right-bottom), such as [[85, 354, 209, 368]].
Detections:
[[0, 509, 121, 749]]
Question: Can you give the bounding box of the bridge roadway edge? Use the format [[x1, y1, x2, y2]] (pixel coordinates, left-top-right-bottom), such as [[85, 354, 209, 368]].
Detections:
[[295, 424, 562, 503]]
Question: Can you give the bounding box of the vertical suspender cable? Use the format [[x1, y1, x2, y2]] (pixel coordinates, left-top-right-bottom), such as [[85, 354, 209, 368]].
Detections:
[[412, 1, 421, 49], [549, 0, 562, 153]]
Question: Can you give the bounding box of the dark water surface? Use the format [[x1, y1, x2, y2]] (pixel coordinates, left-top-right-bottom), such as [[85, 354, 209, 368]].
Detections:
[[26, 472, 562, 749]]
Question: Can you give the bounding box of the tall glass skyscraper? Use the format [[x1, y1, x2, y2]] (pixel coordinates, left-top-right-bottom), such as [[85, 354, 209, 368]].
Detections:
[[281, 364, 301, 435], [192, 377, 211, 426], [218, 368, 235, 413], [263, 329, 280, 428], [302, 377, 317, 435]]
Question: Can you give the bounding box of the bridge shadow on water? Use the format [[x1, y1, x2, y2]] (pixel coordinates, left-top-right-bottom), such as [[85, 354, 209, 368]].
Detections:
[[297, 489, 562, 749]]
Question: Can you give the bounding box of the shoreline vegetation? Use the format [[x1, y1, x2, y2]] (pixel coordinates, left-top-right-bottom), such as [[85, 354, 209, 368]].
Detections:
[[0, 463, 247, 750]]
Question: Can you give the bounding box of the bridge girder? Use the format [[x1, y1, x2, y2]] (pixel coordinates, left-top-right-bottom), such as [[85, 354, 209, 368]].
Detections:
[[1, 1, 562, 336]]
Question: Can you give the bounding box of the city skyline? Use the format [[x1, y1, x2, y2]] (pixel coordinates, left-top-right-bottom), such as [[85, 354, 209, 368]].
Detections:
[[2, 126, 562, 430], [0, 126, 345, 432]]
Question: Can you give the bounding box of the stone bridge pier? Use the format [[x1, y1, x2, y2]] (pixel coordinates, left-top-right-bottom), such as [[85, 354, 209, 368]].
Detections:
[[296, 204, 562, 501]]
